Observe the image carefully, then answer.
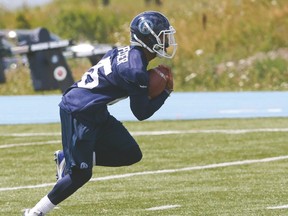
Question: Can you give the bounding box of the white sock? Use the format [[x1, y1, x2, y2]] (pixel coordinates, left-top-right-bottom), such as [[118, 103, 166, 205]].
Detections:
[[30, 195, 56, 215]]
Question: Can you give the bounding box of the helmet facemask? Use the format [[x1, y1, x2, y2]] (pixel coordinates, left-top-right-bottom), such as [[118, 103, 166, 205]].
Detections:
[[152, 26, 177, 59]]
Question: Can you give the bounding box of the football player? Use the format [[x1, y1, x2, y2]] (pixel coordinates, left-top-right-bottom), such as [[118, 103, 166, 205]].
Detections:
[[23, 10, 177, 215]]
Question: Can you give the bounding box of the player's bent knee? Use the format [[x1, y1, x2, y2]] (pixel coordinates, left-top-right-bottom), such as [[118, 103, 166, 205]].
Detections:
[[71, 168, 93, 187], [95, 145, 142, 167], [125, 145, 143, 165]]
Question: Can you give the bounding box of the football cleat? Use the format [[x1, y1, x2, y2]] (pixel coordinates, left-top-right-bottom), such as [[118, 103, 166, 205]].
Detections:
[[54, 150, 66, 181], [22, 209, 44, 216]]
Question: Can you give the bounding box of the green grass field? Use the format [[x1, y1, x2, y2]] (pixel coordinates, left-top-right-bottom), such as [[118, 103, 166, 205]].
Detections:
[[1, 118, 288, 216]]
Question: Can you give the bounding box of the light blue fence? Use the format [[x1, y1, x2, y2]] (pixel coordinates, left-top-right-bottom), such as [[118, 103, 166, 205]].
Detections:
[[0, 91, 287, 124]]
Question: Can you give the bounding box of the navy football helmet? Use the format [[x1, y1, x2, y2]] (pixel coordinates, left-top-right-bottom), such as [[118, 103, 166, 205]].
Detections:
[[130, 11, 177, 59]]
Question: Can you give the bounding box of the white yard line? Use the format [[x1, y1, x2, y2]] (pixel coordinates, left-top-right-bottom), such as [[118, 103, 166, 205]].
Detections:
[[0, 140, 61, 149], [267, 205, 288, 210], [2, 128, 288, 137], [131, 128, 288, 135], [1, 155, 287, 192], [1, 128, 288, 149], [146, 204, 181, 211], [0, 132, 61, 137]]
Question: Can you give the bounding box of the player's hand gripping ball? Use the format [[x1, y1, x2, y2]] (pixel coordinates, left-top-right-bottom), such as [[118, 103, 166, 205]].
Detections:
[[148, 65, 173, 99]]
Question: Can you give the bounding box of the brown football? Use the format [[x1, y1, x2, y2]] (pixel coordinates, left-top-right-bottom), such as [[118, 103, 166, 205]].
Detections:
[[148, 66, 168, 99]]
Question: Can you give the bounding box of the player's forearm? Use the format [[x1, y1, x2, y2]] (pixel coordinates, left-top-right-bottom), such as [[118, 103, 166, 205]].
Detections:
[[130, 91, 169, 120]]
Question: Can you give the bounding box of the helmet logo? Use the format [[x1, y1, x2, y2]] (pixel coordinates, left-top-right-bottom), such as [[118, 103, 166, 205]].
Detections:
[[138, 20, 153, 35]]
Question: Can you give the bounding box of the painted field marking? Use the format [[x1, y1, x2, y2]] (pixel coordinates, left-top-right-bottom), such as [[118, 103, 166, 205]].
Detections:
[[267, 205, 288, 210], [219, 108, 282, 114], [1, 155, 287, 192], [131, 128, 288, 135], [0, 132, 61, 137], [2, 128, 288, 137], [146, 204, 181, 211], [0, 140, 61, 149], [1, 128, 288, 149]]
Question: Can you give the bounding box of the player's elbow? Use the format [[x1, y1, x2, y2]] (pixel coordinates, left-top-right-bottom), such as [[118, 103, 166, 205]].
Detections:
[[130, 102, 154, 121], [132, 110, 149, 121], [135, 115, 147, 121]]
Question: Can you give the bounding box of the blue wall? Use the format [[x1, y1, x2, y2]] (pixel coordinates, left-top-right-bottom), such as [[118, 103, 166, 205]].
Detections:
[[0, 91, 287, 124]]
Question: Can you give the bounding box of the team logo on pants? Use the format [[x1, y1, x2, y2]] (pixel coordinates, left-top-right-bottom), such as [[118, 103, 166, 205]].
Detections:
[[80, 162, 88, 169]]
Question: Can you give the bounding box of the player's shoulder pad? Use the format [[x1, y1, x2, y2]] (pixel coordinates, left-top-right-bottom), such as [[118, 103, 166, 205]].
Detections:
[[117, 47, 148, 88]]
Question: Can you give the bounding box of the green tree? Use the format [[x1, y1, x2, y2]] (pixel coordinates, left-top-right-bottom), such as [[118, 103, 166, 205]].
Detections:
[[16, 13, 31, 29], [56, 9, 120, 43]]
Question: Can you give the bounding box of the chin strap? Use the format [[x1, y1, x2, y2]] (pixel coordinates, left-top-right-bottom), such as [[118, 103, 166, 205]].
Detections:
[[130, 34, 155, 54], [131, 33, 175, 59]]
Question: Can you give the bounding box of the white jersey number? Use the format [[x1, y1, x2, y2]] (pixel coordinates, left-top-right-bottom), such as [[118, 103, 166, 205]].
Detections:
[[77, 57, 112, 89]]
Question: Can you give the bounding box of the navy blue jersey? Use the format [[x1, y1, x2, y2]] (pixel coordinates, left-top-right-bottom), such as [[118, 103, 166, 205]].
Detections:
[[59, 46, 169, 122]]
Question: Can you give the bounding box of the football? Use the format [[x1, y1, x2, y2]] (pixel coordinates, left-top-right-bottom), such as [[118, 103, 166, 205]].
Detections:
[[148, 66, 168, 99]]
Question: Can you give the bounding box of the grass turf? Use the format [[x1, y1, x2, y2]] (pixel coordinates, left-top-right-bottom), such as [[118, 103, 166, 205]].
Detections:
[[0, 118, 288, 215]]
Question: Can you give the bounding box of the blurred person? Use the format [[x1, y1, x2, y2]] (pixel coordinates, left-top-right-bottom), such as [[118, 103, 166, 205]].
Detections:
[[145, 0, 163, 6], [202, 13, 207, 30], [23, 10, 177, 216], [102, 0, 109, 6]]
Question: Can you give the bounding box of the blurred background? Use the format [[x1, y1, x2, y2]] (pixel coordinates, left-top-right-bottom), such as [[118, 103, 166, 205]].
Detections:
[[0, 0, 288, 95]]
